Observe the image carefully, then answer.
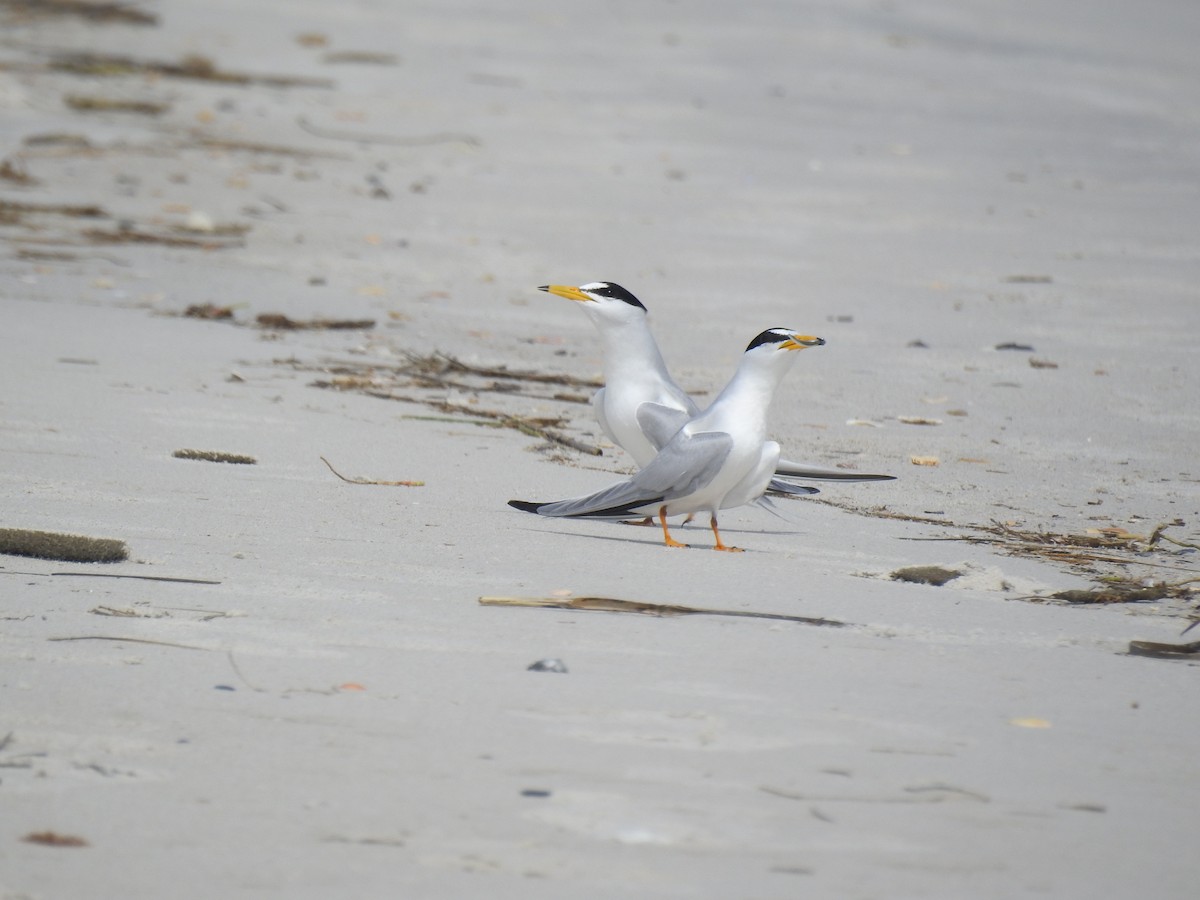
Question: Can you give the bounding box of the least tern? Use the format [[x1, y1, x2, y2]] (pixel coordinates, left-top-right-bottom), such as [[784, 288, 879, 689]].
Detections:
[[509, 328, 824, 551], [539, 282, 893, 489]]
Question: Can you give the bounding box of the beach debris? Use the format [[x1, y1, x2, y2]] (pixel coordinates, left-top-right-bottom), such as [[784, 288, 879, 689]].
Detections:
[[909, 455, 939, 466], [64, 95, 168, 115], [255, 313, 375, 330], [898, 416, 942, 426], [890, 565, 962, 586], [0, 158, 36, 184], [323, 834, 406, 847], [1048, 581, 1193, 604], [526, 658, 568, 674], [1126, 639, 1200, 660], [320, 456, 423, 487], [995, 342, 1035, 352], [1009, 717, 1052, 729], [83, 225, 245, 250], [0, 198, 107, 221], [0, 528, 127, 563], [47, 635, 208, 650], [22, 831, 89, 848], [846, 418, 884, 428], [1, 0, 157, 26], [294, 350, 607, 455], [183, 303, 234, 320], [90, 605, 168, 618], [173, 449, 257, 465], [297, 115, 480, 147], [762, 783, 988, 804], [322, 51, 399, 66], [336, 682, 366, 691], [51, 572, 220, 584], [44, 51, 334, 89], [20, 132, 91, 149], [1029, 357, 1059, 369], [481, 595, 849, 628], [1147, 521, 1200, 551], [520, 789, 552, 798], [1058, 802, 1107, 813]]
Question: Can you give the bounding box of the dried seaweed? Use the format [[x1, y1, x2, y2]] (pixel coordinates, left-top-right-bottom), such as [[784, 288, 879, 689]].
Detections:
[[1047, 580, 1197, 605], [292, 351, 604, 455], [184, 303, 234, 320], [192, 135, 347, 159], [0, 198, 107, 220], [479, 595, 848, 627], [22, 831, 88, 848], [47, 52, 334, 89], [891, 565, 962, 586], [0, 158, 37, 184], [256, 313, 375, 330], [1, 0, 156, 25], [83, 225, 245, 249], [64, 95, 168, 115], [1127, 639, 1200, 659], [173, 449, 256, 464], [322, 51, 399, 65], [0, 528, 127, 563]]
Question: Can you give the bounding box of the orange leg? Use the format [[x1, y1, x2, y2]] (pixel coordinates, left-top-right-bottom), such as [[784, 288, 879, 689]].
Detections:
[[710, 514, 744, 552], [659, 506, 688, 548]]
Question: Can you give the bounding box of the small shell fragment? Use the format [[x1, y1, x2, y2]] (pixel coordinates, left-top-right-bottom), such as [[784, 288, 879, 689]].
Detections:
[[846, 418, 884, 428], [910, 455, 940, 467], [899, 416, 942, 426], [527, 658, 568, 674]]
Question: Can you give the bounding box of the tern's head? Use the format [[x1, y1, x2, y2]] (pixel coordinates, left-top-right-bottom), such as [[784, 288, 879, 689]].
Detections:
[[745, 328, 825, 355], [538, 282, 648, 324]]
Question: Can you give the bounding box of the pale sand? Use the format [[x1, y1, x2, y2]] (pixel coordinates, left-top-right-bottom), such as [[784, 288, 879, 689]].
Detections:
[[2, 1, 1198, 896]]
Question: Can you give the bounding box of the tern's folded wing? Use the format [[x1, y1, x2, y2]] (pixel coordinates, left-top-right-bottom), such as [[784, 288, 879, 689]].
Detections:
[[635, 402, 691, 451], [630, 430, 733, 497]]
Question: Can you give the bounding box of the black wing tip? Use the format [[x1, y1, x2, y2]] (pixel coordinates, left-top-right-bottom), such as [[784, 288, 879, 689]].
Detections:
[[508, 499, 545, 514]]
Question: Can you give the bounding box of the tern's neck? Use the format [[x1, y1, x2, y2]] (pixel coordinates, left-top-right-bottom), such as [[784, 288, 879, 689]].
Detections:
[[707, 357, 791, 433], [597, 318, 670, 382]]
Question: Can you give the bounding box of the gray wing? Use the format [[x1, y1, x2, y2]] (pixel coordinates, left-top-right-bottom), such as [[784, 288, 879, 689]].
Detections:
[[775, 458, 896, 482], [534, 431, 733, 519], [635, 402, 691, 451]]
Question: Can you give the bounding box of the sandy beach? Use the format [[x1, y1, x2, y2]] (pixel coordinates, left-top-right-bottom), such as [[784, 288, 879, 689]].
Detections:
[[2, 1, 1198, 896]]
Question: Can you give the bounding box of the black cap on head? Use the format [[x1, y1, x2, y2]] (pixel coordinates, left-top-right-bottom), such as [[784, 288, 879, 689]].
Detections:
[[745, 328, 794, 351], [579, 282, 646, 311]]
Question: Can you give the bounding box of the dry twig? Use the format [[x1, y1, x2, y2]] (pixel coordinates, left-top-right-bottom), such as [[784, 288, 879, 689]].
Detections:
[[319, 456, 423, 486]]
